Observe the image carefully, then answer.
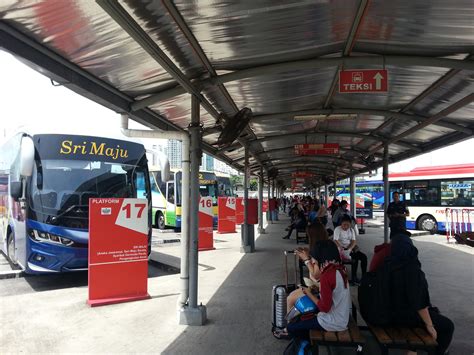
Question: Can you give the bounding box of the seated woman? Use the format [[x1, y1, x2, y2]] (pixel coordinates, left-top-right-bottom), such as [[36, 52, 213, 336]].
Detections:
[[273, 240, 351, 339], [286, 223, 329, 310], [390, 233, 454, 355], [333, 215, 367, 284]]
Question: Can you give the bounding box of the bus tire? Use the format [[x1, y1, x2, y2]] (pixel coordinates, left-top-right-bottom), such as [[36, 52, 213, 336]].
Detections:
[[156, 211, 165, 230], [7, 231, 18, 266], [417, 215, 438, 234]]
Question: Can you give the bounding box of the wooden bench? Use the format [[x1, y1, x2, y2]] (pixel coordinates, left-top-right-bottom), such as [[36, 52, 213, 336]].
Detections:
[[296, 228, 308, 244], [310, 316, 365, 354], [368, 324, 437, 355]]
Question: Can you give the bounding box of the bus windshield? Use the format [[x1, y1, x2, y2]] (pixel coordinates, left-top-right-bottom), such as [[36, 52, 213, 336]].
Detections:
[[29, 158, 147, 229]]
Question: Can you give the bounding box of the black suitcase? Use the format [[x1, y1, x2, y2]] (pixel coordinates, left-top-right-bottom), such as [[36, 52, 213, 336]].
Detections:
[[272, 250, 299, 331]]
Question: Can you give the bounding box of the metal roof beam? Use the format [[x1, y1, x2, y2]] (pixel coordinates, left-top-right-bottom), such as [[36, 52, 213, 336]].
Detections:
[[321, 0, 369, 110], [131, 56, 474, 109], [252, 108, 472, 135]]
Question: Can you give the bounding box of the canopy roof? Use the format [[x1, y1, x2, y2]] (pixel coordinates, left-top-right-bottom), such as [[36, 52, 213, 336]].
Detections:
[[1, 0, 473, 187]]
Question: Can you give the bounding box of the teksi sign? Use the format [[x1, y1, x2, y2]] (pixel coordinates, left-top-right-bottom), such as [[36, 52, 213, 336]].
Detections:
[[339, 69, 388, 93]]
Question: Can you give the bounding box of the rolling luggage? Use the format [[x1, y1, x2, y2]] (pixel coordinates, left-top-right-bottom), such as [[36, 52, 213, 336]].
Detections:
[[272, 250, 299, 331]]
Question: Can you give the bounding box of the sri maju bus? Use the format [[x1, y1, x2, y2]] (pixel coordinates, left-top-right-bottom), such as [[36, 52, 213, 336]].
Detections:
[[0, 132, 151, 274]]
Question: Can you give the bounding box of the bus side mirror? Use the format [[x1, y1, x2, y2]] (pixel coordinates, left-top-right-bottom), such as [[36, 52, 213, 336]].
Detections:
[[10, 181, 22, 200], [20, 136, 35, 177]]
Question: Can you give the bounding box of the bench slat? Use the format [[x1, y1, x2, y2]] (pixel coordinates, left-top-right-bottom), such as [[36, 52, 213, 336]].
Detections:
[[412, 327, 438, 347], [399, 327, 425, 346], [336, 330, 352, 343], [310, 329, 324, 342], [323, 331, 338, 342], [385, 327, 407, 344], [370, 325, 393, 344], [348, 320, 365, 344]]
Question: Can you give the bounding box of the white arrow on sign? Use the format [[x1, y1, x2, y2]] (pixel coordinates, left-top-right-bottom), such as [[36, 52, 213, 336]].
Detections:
[[373, 72, 384, 90]]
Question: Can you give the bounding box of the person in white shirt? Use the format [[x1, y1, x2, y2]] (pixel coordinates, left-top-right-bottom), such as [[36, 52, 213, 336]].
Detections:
[[333, 215, 367, 285]]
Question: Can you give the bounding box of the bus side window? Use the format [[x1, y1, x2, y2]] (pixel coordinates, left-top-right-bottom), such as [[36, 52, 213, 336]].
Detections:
[[166, 182, 175, 204]]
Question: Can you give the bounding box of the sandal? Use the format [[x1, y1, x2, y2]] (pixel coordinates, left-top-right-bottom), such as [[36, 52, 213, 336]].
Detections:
[[272, 329, 291, 340]]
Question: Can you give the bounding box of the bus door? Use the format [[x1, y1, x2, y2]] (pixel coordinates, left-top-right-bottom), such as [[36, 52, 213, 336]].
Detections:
[[165, 181, 176, 227]]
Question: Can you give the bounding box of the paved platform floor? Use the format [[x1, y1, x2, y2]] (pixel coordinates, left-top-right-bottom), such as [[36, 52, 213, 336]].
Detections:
[[0, 213, 472, 354]]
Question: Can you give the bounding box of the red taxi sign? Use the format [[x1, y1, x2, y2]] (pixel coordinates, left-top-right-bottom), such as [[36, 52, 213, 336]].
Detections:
[[339, 69, 388, 93]]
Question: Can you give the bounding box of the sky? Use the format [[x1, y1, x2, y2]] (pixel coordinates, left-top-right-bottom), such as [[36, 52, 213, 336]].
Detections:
[[0, 50, 472, 174]]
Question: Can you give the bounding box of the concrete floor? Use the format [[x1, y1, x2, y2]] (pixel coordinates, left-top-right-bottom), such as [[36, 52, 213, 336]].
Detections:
[[0, 213, 473, 354]]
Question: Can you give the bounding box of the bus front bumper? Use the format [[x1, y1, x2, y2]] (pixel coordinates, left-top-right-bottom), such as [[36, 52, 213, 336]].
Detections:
[[26, 238, 88, 274]]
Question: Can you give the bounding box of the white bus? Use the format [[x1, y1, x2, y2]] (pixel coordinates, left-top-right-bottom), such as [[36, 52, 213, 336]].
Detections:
[[389, 164, 474, 233]]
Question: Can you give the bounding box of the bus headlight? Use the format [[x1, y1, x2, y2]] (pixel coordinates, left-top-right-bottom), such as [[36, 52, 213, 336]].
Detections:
[[29, 230, 75, 246]]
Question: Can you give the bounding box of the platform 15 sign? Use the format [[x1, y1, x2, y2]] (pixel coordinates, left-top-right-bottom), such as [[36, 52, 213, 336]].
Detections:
[[339, 69, 388, 93], [294, 143, 339, 155]]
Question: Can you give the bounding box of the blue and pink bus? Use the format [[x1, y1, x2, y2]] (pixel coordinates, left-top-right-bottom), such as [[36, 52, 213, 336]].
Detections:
[[0, 132, 151, 274]]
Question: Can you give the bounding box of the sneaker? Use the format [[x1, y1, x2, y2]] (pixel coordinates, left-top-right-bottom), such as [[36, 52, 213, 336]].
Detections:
[[282, 236, 290, 239]]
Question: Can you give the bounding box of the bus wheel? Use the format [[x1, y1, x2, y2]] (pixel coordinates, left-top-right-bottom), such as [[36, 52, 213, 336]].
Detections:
[[418, 215, 438, 234], [156, 212, 166, 230], [7, 231, 18, 266]]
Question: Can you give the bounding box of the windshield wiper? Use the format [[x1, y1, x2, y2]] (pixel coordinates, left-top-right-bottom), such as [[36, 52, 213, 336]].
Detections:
[[48, 204, 88, 224]]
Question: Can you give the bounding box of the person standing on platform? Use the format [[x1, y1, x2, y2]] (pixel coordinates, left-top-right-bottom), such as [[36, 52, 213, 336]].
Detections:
[[387, 191, 410, 239]]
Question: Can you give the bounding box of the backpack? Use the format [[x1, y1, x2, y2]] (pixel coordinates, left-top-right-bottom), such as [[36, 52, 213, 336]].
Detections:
[[283, 337, 313, 355], [358, 260, 392, 326]]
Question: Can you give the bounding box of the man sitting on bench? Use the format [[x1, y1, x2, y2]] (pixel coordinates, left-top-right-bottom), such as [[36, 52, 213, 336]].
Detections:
[[283, 205, 307, 240], [333, 215, 367, 285]]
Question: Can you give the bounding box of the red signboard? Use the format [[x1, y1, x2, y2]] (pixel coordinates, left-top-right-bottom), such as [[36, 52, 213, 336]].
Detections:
[[292, 172, 315, 178], [339, 69, 388, 93], [235, 197, 244, 225], [88, 198, 150, 307], [247, 198, 259, 225], [218, 196, 236, 234], [198, 196, 214, 251], [263, 199, 268, 213], [294, 143, 339, 155]]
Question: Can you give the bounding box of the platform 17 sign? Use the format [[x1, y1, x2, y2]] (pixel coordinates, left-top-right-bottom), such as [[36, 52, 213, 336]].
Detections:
[[339, 69, 388, 93], [294, 143, 339, 155]]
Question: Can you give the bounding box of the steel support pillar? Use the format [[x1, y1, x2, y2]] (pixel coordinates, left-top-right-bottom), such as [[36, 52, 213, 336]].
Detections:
[[267, 176, 272, 223], [383, 145, 390, 243], [241, 144, 254, 253], [324, 185, 329, 207], [179, 95, 206, 325], [258, 166, 265, 234], [350, 174, 356, 217], [333, 171, 338, 201]]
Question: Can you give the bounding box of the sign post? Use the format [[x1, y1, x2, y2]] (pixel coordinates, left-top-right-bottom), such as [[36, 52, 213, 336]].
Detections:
[[218, 196, 236, 233], [198, 196, 214, 251], [339, 69, 388, 93], [88, 198, 150, 307]]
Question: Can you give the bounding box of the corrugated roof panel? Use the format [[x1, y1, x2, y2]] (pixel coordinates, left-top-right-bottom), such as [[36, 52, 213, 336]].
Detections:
[[174, 0, 358, 67], [356, 0, 474, 55], [0, 1, 176, 95]]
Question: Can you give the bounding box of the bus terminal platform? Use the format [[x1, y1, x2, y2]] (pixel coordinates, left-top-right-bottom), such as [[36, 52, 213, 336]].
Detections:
[[1, 213, 473, 354]]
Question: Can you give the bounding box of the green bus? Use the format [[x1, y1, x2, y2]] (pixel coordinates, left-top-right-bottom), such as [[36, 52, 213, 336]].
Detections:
[[149, 168, 219, 229]]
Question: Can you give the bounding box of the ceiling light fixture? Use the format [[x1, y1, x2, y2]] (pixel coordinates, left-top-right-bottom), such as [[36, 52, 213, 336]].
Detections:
[[293, 114, 357, 121]]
